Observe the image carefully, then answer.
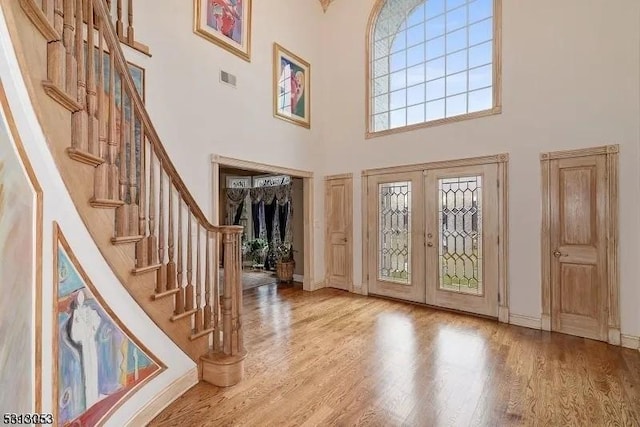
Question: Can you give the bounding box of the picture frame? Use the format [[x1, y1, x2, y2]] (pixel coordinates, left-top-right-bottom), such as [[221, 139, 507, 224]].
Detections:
[[273, 43, 311, 129], [194, 0, 252, 62]]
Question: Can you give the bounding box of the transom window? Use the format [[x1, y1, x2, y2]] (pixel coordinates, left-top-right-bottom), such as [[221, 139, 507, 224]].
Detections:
[[368, 0, 500, 135]]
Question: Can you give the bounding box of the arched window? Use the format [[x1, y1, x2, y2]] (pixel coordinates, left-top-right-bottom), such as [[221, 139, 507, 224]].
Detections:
[[367, 0, 501, 136]]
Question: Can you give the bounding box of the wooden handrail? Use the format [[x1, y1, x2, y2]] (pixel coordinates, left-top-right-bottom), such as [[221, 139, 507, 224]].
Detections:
[[91, 0, 241, 235]]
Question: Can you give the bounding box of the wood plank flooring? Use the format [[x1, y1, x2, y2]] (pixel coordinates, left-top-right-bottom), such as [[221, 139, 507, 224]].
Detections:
[[151, 285, 640, 426]]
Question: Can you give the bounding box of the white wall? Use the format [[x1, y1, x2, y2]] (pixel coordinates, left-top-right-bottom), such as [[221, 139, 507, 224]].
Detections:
[[0, 9, 196, 425], [317, 0, 640, 335], [123, 0, 325, 220]]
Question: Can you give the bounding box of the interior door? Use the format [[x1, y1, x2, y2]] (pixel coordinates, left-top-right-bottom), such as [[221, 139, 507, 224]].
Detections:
[[367, 172, 425, 303], [549, 155, 608, 341], [325, 176, 353, 291], [424, 164, 499, 317]]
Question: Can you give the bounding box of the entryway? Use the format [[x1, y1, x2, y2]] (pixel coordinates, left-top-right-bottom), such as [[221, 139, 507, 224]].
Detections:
[[363, 155, 509, 319], [211, 155, 315, 292]]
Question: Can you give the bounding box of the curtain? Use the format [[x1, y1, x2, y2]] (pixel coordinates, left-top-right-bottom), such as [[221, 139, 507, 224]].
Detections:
[[247, 184, 294, 269], [225, 188, 248, 226]]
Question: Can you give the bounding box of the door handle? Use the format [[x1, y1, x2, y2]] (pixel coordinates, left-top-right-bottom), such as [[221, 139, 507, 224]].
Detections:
[[427, 242, 433, 247], [553, 250, 563, 258]]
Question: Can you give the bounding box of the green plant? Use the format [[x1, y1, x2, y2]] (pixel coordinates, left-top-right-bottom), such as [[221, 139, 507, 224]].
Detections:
[[275, 242, 294, 263], [243, 238, 268, 264]]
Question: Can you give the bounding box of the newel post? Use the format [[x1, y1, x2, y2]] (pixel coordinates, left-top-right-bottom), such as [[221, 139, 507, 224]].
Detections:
[[200, 226, 246, 387]]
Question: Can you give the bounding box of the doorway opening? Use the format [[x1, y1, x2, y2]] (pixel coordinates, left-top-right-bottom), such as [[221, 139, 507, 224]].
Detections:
[[211, 155, 315, 292]]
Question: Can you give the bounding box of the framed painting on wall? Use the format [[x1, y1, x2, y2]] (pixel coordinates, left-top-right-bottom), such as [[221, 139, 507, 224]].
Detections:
[[194, 0, 252, 62], [53, 224, 164, 426], [273, 43, 311, 129]]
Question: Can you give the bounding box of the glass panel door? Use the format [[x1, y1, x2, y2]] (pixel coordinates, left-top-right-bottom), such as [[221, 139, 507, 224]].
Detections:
[[425, 164, 499, 317], [368, 171, 425, 303]]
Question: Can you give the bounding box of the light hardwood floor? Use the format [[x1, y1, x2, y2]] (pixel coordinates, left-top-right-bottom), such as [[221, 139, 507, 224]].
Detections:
[[151, 286, 640, 426]]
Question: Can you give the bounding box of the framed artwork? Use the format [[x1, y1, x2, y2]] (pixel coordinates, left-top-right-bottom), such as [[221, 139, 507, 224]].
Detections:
[[273, 43, 311, 129], [53, 224, 164, 426], [194, 0, 252, 62]]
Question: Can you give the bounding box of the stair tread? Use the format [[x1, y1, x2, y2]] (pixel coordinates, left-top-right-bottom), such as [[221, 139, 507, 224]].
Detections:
[[132, 263, 162, 275], [67, 147, 104, 167], [111, 235, 144, 245], [171, 308, 198, 322], [152, 288, 180, 300]]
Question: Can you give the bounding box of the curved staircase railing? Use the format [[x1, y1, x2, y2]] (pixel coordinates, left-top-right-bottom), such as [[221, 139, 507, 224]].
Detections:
[[18, 0, 246, 386]]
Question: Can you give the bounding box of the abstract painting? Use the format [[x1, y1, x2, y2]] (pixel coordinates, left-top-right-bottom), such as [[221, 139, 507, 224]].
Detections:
[[0, 84, 41, 416], [194, 0, 252, 61], [54, 225, 163, 426], [273, 43, 311, 129]]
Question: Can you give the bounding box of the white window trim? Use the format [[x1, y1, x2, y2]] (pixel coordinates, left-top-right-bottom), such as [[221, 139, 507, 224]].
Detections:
[[365, 0, 502, 139]]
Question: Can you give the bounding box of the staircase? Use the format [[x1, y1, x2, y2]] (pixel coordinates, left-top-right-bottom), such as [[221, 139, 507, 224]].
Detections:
[[6, 0, 246, 386]]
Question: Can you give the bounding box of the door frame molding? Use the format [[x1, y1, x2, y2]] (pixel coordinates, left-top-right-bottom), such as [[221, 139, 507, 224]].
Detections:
[[211, 155, 316, 291], [361, 153, 510, 322], [540, 144, 620, 344], [325, 173, 354, 291]]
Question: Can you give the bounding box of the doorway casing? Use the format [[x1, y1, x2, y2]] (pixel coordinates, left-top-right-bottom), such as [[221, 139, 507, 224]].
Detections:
[[361, 153, 510, 323], [211, 155, 315, 291]]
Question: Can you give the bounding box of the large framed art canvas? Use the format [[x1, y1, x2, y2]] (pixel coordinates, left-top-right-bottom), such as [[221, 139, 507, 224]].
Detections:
[[273, 43, 311, 129], [194, 0, 252, 62]]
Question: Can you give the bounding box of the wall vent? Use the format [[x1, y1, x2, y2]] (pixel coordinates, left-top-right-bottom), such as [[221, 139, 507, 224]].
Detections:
[[220, 70, 237, 88]]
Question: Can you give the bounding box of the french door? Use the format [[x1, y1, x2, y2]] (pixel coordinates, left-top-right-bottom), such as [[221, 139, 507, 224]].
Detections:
[[367, 163, 500, 317]]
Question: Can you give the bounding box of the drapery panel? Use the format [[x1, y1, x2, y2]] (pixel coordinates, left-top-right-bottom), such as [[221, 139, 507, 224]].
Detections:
[[226, 184, 294, 268]]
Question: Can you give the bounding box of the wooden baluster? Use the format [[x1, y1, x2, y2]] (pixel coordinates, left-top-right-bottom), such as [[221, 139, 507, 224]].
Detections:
[[204, 230, 212, 329], [235, 232, 244, 354], [213, 230, 220, 351], [71, 0, 88, 153], [222, 231, 233, 355], [47, 0, 65, 89], [63, 0, 77, 99], [135, 121, 148, 268], [85, 0, 99, 156], [186, 212, 194, 311], [93, 18, 120, 206], [42, 0, 55, 24], [167, 181, 177, 291], [156, 167, 166, 293], [116, 0, 123, 38], [174, 199, 185, 315], [115, 85, 129, 237], [127, 0, 134, 44], [128, 109, 139, 235], [147, 148, 158, 265], [97, 15, 106, 158], [195, 225, 203, 332], [230, 233, 238, 354]]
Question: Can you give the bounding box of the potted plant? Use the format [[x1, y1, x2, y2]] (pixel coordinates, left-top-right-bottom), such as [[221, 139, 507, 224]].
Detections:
[[244, 238, 268, 269], [275, 242, 295, 283]]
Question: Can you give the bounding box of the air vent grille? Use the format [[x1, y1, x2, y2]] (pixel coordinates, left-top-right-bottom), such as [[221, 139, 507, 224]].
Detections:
[[220, 70, 237, 87]]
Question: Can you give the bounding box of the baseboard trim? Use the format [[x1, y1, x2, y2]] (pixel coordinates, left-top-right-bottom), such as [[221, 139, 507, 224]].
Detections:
[[312, 279, 325, 291], [509, 314, 542, 330], [293, 274, 304, 283], [621, 334, 640, 350], [126, 367, 198, 426]]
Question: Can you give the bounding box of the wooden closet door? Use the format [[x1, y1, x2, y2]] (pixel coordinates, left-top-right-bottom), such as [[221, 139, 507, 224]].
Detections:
[[549, 155, 608, 341], [325, 176, 353, 291]]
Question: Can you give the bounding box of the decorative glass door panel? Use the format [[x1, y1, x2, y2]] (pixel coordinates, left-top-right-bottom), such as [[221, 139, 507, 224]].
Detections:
[[368, 172, 425, 303], [425, 164, 499, 317], [438, 176, 483, 295], [378, 181, 412, 285]]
